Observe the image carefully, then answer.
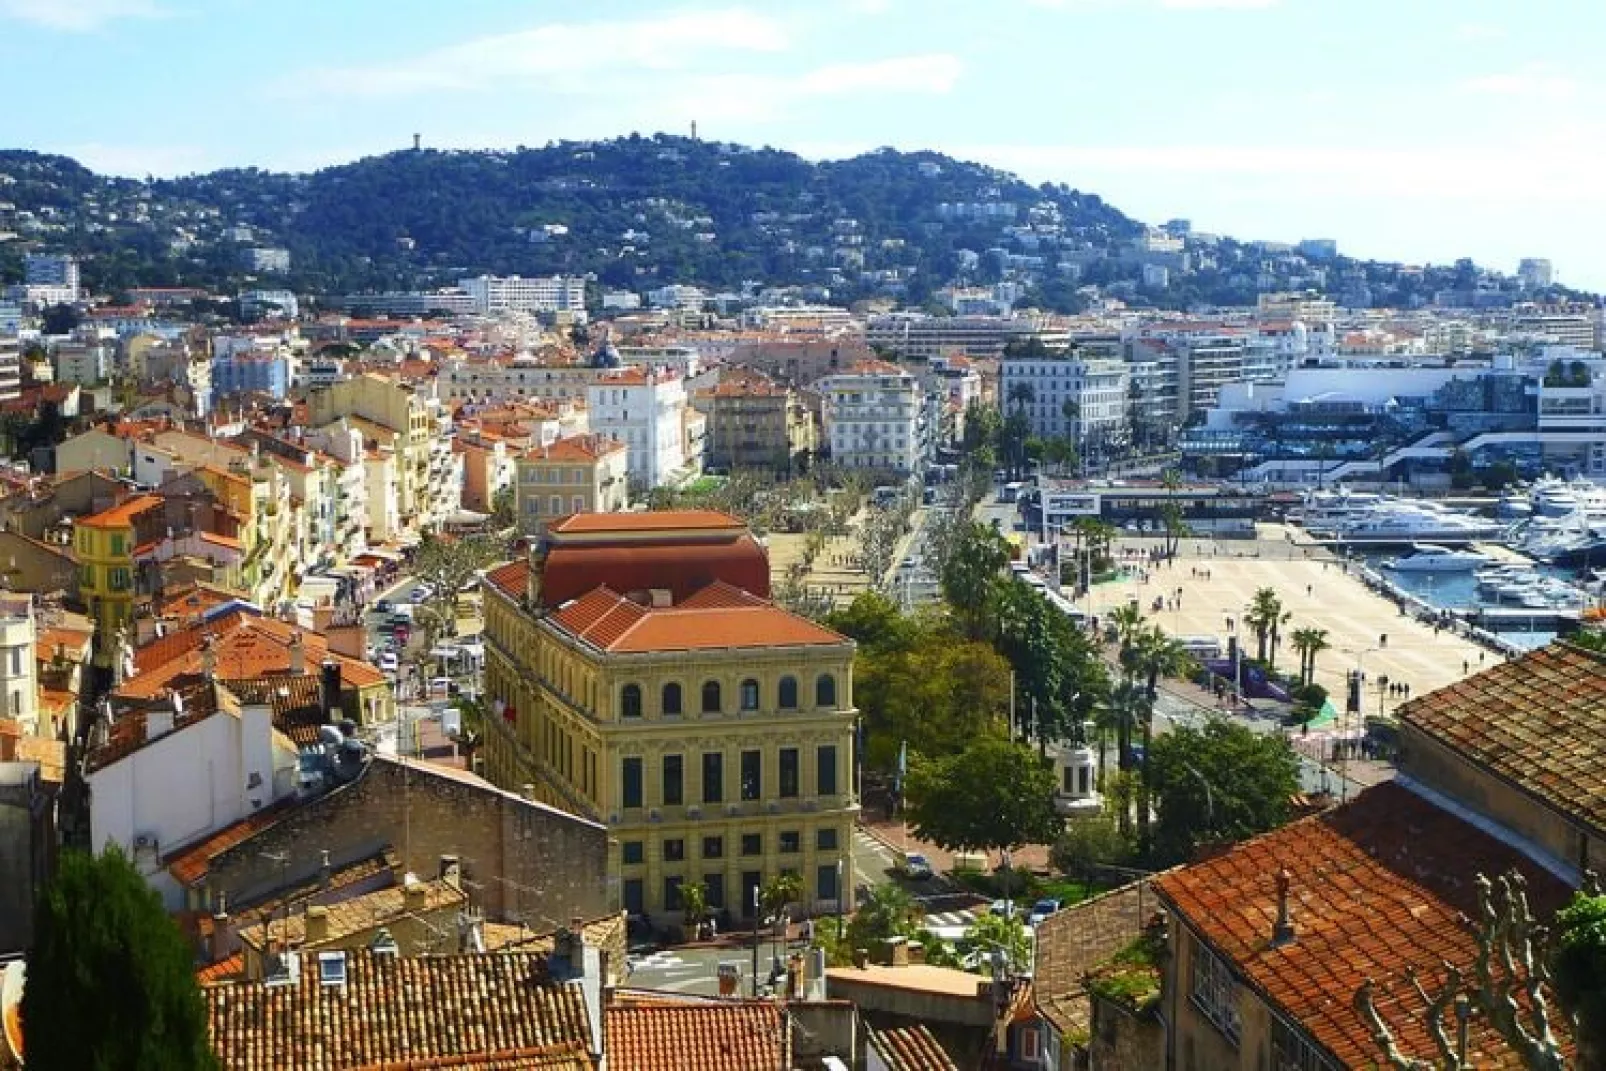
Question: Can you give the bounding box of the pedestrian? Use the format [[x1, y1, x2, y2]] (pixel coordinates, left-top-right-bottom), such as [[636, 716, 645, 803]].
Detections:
[[802, 918, 814, 946], [1463, 660, 1469, 675]]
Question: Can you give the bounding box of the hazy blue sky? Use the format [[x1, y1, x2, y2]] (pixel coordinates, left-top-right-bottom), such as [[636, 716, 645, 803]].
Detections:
[[3, 0, 1603, 288]]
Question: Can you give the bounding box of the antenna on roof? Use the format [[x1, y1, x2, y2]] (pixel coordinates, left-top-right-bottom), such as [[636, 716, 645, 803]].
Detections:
[[412, 133, 421, 152]]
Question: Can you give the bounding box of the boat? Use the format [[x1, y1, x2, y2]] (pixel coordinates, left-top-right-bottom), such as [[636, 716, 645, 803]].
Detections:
[[1336, 501, 1506, 543], [1384, 544, 1490, 572]]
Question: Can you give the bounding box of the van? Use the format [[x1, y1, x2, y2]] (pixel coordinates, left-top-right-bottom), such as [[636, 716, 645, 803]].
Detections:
[[1178, 635, 1223, 661]]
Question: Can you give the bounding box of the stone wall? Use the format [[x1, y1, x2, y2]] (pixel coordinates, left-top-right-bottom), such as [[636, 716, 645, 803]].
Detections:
[[204, 756, 609, 926], [1087, 991, 1164, 1071]]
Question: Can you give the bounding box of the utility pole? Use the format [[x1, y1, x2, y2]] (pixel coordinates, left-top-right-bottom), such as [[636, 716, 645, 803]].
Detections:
[[751, 883, 760, 997]]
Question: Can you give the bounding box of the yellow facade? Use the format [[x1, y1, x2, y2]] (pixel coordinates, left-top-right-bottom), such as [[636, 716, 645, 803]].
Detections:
[[74, 496, 163, 667], [481, 579, 859, 922]]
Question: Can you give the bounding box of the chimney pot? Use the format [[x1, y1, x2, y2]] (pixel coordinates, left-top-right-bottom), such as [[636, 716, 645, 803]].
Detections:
[[1272, 867, 1295, 946], [304, 905, 330, 944]]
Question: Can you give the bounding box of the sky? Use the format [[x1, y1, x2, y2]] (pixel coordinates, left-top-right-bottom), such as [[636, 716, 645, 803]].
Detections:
[[2, 0, 1605, 289]]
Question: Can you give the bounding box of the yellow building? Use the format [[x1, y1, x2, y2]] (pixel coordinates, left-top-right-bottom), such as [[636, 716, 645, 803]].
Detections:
[[513, 434, 629, 537], [698, 367, 816, 474], [74, 494, 165, 667], [482, 510, 858, 921]]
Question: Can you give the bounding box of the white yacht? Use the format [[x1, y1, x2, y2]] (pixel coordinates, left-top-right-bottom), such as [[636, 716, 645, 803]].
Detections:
[[1384, 545, 1490, 572], [1337, 500, 1506, 542]]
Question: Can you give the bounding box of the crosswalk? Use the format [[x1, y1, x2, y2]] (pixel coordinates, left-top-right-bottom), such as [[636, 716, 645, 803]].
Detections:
[[923, 909, 978, 931], [854, 828, 897, 870]]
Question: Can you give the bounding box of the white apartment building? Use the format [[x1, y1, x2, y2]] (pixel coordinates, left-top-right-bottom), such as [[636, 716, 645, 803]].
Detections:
[[23, 254, 80, 301], [0, 595, 37, 735], [439, 356, 615, 406], [242, 247, 291, 273], [0, 336, 20, 402], [1000, 353, 1129, 449], [587, 368, 690, 488], [458, 275, 586, 317], [821, 360, 921, 473], [645, 284, 706, 311], [866, 313, 1070, 361], [1257, 291, 1337, 325]]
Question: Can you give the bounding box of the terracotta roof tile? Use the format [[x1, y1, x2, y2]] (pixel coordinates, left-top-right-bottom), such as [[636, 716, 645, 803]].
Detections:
[[1398, 642, 1606, 833], [485, 559, 529, 603], [235, 876, 467, 951], [604, 1001, 784, 1070], [204, 952, 593, 1071], [76, 493, 164, 529], [550, 585, 845, 654], [166, 799, 300, 886], [1153, 781, 1573, 1069], [547, 510, 743, 535], [868, 1023, 960, 1070], [126, 611, 384, 697], [520, 434, 624, 463]]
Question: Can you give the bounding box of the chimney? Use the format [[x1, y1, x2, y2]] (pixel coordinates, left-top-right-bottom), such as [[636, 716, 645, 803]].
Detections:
[[146, 693, 175, 740], [200, 636, 216, 677], [1272, 867, 1295, 946], [304, 905, 330, 944], [209, 895, 232, 965], [403, 874, 427, 914], [320, 661, 342, 722], [438, 855, 461, 889], [288, 631, 305, 676], [882, 936, 909, 968], [520, 783, 537, 802]]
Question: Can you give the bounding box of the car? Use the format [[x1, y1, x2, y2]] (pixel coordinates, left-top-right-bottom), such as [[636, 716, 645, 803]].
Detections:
[[410, 584, 433, 601], [378, 652, 399, 673], [428, 676, 456, 696], [900, 852, 934, 881], [374, 599, 392, 614], [1027, 898, 1063, 927], [987, 899, 1015, 919]]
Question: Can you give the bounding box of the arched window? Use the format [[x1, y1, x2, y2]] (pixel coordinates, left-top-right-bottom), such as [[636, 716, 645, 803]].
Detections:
[[701, 681, 722, 714], [662, 682, 682, 716], [620, 684, 642, 719], [778, 676, 799, 710], [815, 674, 838, 708], [740, 679, 760, 711]]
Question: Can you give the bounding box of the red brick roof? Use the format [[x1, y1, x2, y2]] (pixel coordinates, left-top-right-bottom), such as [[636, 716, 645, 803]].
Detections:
[[1398, 642, 1606, 833], [521, 434, 624, 463], [77, 493, 164, 529], [166, 800, 299, 886], [550, 584, 846, 654], [547, 510, 742, 535], [867, 1023, 959, 1070], [485, 559, 529, 603], [125, 610, 385, 697], [541, 537, 770, 608], [1153, 781, 1573, 1069], [604, 1001, 784, 1070], [1032, 881, 1149, 1038], [204, 952, 594, 1071]]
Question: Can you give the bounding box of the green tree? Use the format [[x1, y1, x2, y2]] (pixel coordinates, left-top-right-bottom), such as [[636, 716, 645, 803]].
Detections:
[[960, 911, 1032, 974], [1050, 810, 1136, 884], [24, 846, 219, 1071], [937, 521, 1012, 640], [904, 737, 1061, 856], [1290, 626, 1331, 688], [1244, 586, 1290, 667], [679, 880, 709, 932], [761, 871, 803, 917], [1147, 721, 1300, 866], [1553, 888, 1606, 1067], [410, 531, 511, 639], [489, 484, 516, 529]]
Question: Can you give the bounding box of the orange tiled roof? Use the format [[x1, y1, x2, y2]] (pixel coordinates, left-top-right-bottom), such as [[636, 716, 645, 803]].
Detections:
[[126, 610, 385, 696], [551, 585, 846, 654], [1397, 642, 1606, 834], [548, 510, 742, 535], [485, 559, 529, 603], [76, 493, 164, 529], [166, 799, 300, 886], [1153, 781, 1573, 1069], [197, 953, 246, 984], [204, 951, 594, 1071], [235, 876, 466, 951], [604, 1001, 784, 1071], [522, 434, 624, 464], [867, 1024, 959, 1071]]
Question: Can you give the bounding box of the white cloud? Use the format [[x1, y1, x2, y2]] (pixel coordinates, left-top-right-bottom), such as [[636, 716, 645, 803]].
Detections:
[[798, 54, 962, 95], [0, 0, 163, 31], [293, 8, 790, 99], [1454, 22, 1506, 42], [1460, 64, 1581, 103]]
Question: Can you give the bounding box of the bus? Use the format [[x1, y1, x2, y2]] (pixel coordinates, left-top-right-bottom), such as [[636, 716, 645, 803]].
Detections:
[[1177, 635, 1224, 661]]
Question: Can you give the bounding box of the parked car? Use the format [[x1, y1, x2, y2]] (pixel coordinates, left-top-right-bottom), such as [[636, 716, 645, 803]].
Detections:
[[987, 899, 1015, 919], [378, 652, 399, 673], [900, 852, 934, 881], [410, 584, 433, 602], [1027, 898, 1063, 927], [374, 599, 392, 614]]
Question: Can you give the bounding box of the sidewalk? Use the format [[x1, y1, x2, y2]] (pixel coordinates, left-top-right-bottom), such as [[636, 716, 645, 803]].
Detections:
[[859, 816, 1052, 873]]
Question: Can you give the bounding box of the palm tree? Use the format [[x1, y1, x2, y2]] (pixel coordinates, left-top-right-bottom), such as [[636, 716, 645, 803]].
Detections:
[[1291, 626, 1331, 688], [1007, 382, 1036, 412], [1127, 625, 1191, 854], [1244, 587, 1288, 666]]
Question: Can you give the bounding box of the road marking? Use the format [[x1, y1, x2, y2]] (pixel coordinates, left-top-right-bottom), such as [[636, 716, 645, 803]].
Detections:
[[627, 951, 698, 973]]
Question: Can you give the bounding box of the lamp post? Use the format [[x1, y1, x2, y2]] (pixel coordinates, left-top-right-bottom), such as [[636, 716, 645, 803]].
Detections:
[[835, 859, 844, 941], [751, 884, 760, 997]]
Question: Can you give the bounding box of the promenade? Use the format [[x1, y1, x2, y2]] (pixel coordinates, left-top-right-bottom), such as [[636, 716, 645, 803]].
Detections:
[[1078, 530, 1500, 719]]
